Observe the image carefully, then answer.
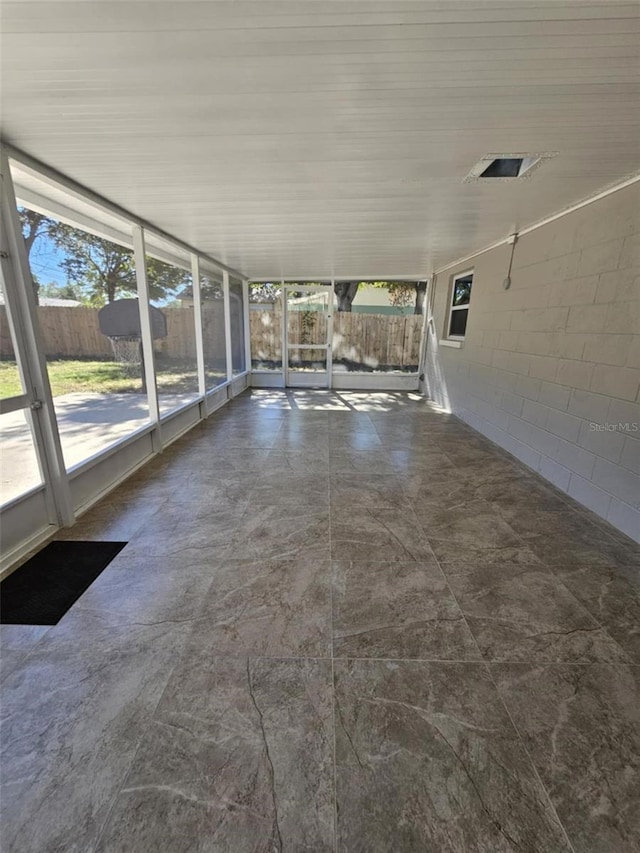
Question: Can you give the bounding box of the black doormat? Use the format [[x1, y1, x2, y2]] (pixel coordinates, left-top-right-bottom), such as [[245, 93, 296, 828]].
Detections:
[[0, 540, 127, 625]]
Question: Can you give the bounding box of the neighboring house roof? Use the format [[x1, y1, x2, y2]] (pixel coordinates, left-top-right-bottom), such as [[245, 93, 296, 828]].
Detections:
[[0, 293, 82, 307]]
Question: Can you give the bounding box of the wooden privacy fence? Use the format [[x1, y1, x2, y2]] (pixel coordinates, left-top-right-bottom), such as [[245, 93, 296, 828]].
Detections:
[[249, 306, 423, 371], [333, 312, 422, 370], [0, 305, 224, 360], [0, 305, 423, 370], [1, 306, 112, 358]]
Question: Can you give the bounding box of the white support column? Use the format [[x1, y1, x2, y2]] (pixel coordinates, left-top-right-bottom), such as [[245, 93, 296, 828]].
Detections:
[[222, 270, 233, 383], [242, 279, 251, 374], [417, 278, 430, 379], [132, 225, 162, 452], [0, 149, 74, 526], [191, 254, 207, 399], [281, 278, 288, 387], [418, 275, 436, 397], [327, 278, 334, 389]]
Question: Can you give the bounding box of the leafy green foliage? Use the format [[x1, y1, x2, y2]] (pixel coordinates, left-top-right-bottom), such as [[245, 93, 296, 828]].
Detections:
[[38, 282, 84, 301], [18, 207, 190, 306], [249, 282, 282, 302], [370, 281, 427, 314], [52, 224, 137, 305]]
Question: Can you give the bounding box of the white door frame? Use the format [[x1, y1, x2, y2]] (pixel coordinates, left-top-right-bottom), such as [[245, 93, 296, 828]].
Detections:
[[283, 284, 333, 388]]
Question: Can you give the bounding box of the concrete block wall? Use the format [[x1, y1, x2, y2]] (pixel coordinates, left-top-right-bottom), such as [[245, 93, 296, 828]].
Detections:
[[425, 181, 640, 541]]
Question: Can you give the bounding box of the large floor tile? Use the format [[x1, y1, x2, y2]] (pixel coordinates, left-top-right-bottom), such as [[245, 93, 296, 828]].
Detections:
[[419, 499, 524, 560], [70, 554, 217, 628], [169, 471, 258, 508], [328, 450, 396, 474], [54, 495, 167, 542], [277, 424, 330, 452], [330, 473, 411, 512], [0, 615, 189, 853], [388, 448, 454, 475], [190, 557, 332, 657], [329, 431, 383, 451], [332, 560, 480, 661], [558, 563, 640, 663], [187, 448, 272, 473], [95, 657, 335, 853], [0, 624, 50, 684], [373, 424, 440, 447], [401, 468, 470, 507], [331, 506, 434, 562], [507, 510, 638, 570], [250, 472, 329, 509], [441, 549, 631, 663], [334, 659, 571, 852], [120, 505, 245, 560], [493, 663, 640, 853], [227, 506, 330, 563], [262, 451, 331, 474]]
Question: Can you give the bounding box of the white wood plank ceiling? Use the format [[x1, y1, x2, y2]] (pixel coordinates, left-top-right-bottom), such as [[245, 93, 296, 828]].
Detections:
[[1, 1, 639, 278]]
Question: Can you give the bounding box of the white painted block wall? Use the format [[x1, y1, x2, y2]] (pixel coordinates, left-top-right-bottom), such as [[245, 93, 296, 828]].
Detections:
[[424, 182, 640, 542]]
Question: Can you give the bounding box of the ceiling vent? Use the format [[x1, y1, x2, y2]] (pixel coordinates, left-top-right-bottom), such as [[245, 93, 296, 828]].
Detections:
[[464, 152, 555, 183]]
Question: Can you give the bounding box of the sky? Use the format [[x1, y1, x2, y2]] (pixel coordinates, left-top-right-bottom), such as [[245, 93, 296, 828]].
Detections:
[[27, 235, 68, 288]]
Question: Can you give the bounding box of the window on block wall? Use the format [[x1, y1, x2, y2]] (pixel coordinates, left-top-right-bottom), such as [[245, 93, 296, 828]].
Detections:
[[447, 271, 473, 340]]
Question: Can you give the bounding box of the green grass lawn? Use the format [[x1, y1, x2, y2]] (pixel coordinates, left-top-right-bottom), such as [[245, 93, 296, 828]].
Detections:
[[0, 358, 213, 398]]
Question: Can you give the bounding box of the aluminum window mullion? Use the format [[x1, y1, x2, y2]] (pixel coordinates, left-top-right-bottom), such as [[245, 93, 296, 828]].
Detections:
[[417, 278, 430, 388], [132, 225, 161, 453], [281, 278, 288, 386], [327, 279, 334, 389], [222, 271, 233, 383], [0, 394, 30, 415], [286, 344, 331, 351], [242, 280, 251, 374], [191, 254, 207, 399], [0, 149, 74, 526]]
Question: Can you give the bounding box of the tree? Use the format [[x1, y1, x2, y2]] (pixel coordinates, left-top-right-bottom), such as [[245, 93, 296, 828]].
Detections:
[[414, 280, 427, 315], [18, 208, 190, 306], [52, 224, 189, 306], [145, 257, 191, 304], [334, 281, 360, 312], [52, 225, 136, 305], [38, 282, 86, 302], [18, 208, 58, 303], [249, 282, 281, 303], [333, 281, 426, 313], [371, 281, 428, 314], [176, 274, 225, 304]]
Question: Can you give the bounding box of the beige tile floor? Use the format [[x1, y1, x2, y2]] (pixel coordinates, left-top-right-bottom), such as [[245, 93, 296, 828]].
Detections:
[[1, 390, 639, 852]]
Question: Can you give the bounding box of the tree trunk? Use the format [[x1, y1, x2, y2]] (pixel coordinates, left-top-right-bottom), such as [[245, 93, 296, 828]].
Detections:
[[334, 281, 360, 312], [414, 281, 427, 315], [22, 212, 46, 305]]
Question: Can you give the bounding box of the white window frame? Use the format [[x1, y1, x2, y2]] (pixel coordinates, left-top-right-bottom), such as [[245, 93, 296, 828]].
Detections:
[[446, 269, 473, 342]]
